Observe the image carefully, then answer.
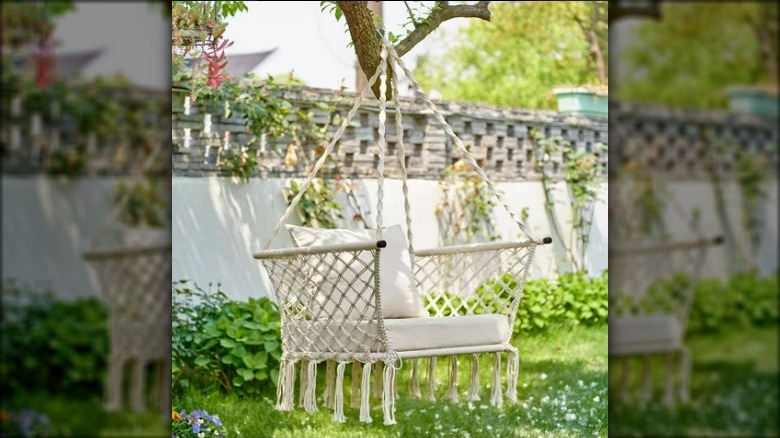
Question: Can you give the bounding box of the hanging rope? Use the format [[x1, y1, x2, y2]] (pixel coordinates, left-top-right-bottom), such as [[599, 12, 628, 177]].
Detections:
[[378, 38, 539, 243], [262, 57, 385, 250]]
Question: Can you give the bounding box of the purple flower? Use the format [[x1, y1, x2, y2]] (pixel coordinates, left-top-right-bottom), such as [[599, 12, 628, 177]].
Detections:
[[192, 423, 201, 434], [211, 414, 223, 427]]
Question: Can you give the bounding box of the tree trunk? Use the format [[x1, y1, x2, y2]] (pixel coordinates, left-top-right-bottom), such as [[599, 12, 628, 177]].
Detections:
[[590, 6, 607, 86], [337, 1, 393, 99]]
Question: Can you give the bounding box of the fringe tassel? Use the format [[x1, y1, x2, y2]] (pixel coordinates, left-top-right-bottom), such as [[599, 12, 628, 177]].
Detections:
[[468, 353, 481, 401], [427, 357, 437, 401], [275, 360, 296, 412], [351, 362, 361, 408], [303, 361, 319, 413], [373, 362, 383, 399], [359, 362, 373, 423], [409, 359, 421, 399], [332, 362, 347, 423], [324, 360, 335, 409], [446, 355, 459, 402], [382, 363, 397, 425], [490, 352, 503, 407], [299, 359, 308, 408], [506, 349, 519, 402]]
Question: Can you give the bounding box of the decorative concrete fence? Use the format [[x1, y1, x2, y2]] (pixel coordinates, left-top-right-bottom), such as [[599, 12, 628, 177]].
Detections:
[[172, 85, 609, 181]]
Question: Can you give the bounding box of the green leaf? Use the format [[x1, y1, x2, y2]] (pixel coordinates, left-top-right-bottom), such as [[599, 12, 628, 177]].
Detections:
[[219, 339, 236, 348]]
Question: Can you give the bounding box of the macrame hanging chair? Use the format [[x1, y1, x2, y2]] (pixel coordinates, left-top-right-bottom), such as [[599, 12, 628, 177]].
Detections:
[[255, 38, 552, 425], [608, 176, 722, 405], [82, 144, 171, 419]]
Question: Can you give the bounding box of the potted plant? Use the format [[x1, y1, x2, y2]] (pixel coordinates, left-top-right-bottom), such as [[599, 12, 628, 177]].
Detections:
[[725, 85, 778, 119], [112, 179, 169, 247], [553, 85, 608, 117]]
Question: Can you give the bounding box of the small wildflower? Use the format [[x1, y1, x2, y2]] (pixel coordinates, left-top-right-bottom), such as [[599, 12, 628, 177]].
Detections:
[[593, 396, 600, 403], [540, 373, 547, 380], [565, 412, 576, 422]]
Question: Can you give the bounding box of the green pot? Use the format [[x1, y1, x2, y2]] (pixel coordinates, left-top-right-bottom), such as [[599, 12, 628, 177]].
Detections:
[[726, 86, 778, 119], [553, 88, 608, 118]]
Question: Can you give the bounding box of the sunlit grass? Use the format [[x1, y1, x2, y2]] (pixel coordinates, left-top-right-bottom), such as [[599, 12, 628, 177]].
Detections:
[[609, 325, 779, 437], [176, 323, 608, 438]]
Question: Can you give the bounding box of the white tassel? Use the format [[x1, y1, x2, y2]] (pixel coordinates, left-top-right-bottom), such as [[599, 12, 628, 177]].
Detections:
[[506, 349, 519, 402], [427, 357, 437, 401], [333, 362, 347, 423], [359, 362, 373, 423], [303, 361, 319, 413], [468, 353, 481, 401], [299, 359, 308, 408], [447, 355, 458, 402], [373, 361, 383, 399], [409, 359, 421, 399], [490, 353, 503, 407], [275, 360, 296, 412], [382, 363, 397, 425], [324, 360, 336, 409], [275, 360, 287, 411], [351, 362, 361, 408]]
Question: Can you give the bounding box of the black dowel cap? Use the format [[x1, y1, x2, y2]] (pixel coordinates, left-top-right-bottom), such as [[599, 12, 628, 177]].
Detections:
[[377, 240, 387, 248], [713, 235, 724, 245], [543, 237, 553, 244]]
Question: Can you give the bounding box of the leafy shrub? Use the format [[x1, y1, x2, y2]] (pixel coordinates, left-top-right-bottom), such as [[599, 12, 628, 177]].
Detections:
[[609, 270, 778, 335], [1, 282, 108, 398], [516, 271, 609, 332], [688, 271, 778, 334], [172, 281, 282, 397], [424, 271, 609, 333]]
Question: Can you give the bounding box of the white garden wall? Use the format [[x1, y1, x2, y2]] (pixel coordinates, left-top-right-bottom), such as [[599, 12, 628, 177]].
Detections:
[[4, 175, 776, 302]]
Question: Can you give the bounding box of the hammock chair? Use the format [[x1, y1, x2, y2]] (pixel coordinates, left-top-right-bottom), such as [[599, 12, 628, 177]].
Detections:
[[82, 145, 171, 418], [608, 185, 722, 404], [254, 38, 551, 425]]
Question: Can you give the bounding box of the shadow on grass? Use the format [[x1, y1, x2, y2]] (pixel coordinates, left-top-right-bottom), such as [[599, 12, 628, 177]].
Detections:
[[2, 393, 169, 437], [178, 356, 607, 437], [609, 327, 779, 437]]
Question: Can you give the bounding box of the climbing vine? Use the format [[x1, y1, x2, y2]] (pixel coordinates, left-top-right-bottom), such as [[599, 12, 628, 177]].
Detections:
[[735, 150, 770, 269], [285, 178, 344, 229], [530, 129, 605, 273], [435, 163, 500, 245]]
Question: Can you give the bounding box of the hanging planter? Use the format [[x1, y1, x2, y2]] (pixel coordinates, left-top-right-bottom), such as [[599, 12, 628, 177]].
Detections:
[[553, 87, 608, 118], [725, 86, 778, 119]]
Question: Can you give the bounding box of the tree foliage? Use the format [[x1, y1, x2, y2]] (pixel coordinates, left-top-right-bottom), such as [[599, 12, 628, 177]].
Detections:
[[614, 2, 779, 109], [415, 2, 607, 109]]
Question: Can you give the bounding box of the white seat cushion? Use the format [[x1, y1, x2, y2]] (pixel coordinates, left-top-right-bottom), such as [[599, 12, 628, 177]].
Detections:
[[286, 224, 427, 318], [385, 314, 510, 352], [609, 315, 683, 355]]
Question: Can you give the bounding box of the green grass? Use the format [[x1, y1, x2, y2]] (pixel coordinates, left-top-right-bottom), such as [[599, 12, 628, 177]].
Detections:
[[2, 393, 169, 437], [175, 323, 608, 438], [609, 325, 779, 437]]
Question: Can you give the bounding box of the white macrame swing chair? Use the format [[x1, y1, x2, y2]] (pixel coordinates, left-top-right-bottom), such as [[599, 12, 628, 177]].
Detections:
[[82, 144, 171, 419], [254, 38, 552, 425], [608, 180, 723, 405]]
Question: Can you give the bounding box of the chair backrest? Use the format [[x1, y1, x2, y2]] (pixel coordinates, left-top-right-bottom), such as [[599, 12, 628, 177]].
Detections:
[[609, 237, 717, 331]]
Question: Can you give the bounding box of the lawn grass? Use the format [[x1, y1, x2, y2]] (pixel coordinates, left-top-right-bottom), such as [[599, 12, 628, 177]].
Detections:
[[2, 393, 170, 437], [175, 323, 608, 438], [608, 324, 779, 437]]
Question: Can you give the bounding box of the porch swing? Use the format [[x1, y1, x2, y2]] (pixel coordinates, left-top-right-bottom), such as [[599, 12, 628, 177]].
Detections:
[[254, 38, 551, 425]]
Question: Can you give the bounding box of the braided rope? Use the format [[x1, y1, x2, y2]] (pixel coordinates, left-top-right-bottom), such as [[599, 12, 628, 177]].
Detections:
[[389, 58, 416, 260], [380, 39, 539, 243], [375, 45, 388, 242], [263, 64, 384, 250]]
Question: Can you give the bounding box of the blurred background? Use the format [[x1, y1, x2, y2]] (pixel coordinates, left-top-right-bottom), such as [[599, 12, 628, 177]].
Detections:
[[609, 1, 778, 436], [1, 1, 170, 436]]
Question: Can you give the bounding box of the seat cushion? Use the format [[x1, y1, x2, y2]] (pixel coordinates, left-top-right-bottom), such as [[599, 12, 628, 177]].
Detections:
[[286, 224, 427, 318], [609, 315, 683, 355], [384, 314, 510, 352]]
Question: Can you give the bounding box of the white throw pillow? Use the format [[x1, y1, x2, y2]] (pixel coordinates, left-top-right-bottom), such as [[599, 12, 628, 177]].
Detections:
[[286, 224, 427, 319]]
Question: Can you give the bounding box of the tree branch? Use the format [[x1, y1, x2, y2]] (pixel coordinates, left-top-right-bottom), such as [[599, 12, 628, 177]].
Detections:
[[395, 1, 491, 57]]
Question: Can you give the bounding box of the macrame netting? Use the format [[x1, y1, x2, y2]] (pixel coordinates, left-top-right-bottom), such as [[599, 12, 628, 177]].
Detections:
[[256, 37, 549, 424], [82, 144, 170, 417]]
